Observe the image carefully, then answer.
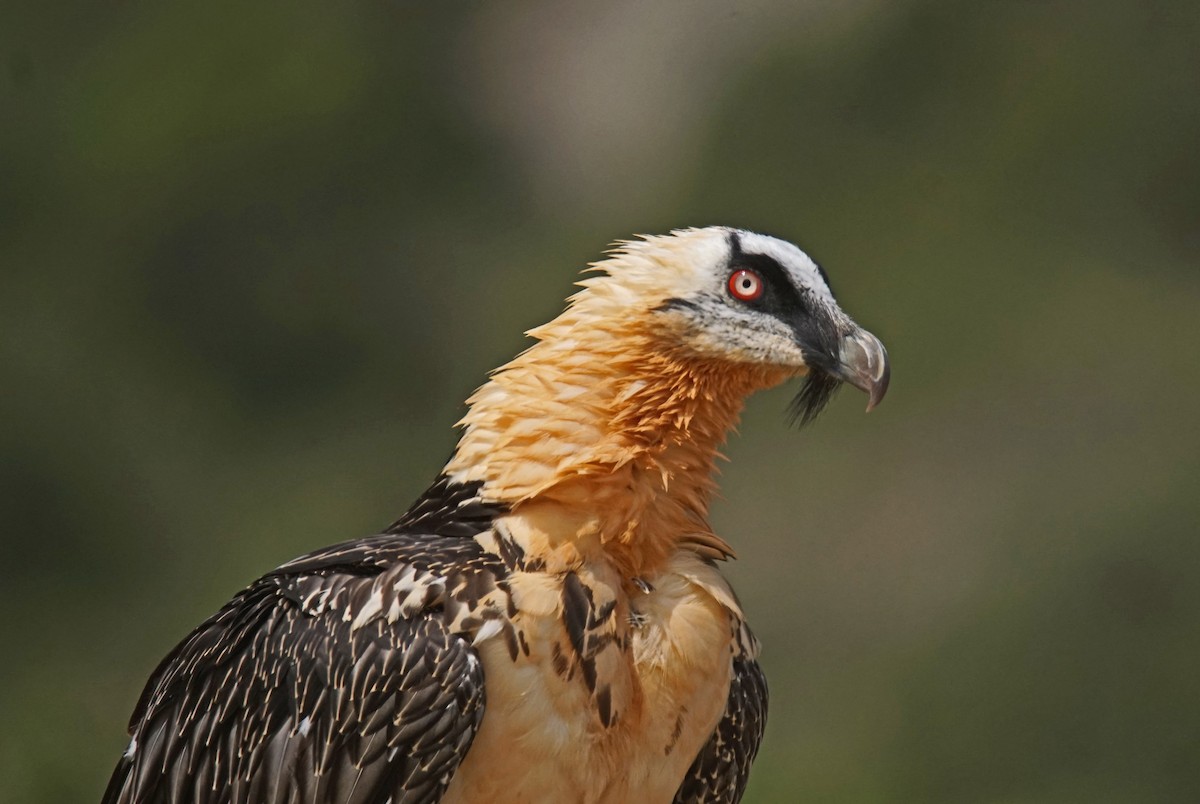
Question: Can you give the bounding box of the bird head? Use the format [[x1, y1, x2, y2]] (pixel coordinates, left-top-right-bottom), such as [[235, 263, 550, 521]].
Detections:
[[449, 226, 890, 538], [575, 226, 890, 425]]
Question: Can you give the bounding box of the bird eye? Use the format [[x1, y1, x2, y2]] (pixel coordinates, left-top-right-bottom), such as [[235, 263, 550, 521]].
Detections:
[[728, 269, 764, 302]]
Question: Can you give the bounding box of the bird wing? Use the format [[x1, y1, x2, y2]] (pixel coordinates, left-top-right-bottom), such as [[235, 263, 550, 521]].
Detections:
[[673, 655, 769, 804], [103, 533, 508, 804]]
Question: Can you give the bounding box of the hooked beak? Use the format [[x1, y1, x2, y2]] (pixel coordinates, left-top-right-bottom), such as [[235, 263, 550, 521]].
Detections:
[[832, 329, 890, 411]]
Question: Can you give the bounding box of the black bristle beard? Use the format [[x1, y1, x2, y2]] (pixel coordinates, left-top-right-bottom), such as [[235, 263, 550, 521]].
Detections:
[[787, 369, 842, 427]]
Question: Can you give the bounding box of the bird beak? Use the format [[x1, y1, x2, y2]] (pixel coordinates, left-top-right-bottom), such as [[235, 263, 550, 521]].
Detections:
[[832, 328, 890, 411]]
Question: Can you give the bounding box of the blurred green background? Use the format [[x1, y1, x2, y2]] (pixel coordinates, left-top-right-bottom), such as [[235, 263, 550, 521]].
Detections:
[[3, 2, 1199, 801]]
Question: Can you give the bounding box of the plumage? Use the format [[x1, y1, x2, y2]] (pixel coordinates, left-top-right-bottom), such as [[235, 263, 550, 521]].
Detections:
[[105, 226, 888, 803]]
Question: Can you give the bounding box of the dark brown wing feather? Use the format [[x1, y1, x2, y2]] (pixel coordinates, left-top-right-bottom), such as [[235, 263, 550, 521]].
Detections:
[[673, 656, 769, 804], [103, 533, 506, 804]]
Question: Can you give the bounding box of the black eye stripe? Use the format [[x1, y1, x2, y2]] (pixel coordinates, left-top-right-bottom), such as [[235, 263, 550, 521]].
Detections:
[[726, 233, 808, 316], [726, 231, 841, 371]]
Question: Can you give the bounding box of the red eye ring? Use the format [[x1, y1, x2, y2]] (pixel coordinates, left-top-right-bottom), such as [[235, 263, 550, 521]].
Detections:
[[728, 269, 764, 302]]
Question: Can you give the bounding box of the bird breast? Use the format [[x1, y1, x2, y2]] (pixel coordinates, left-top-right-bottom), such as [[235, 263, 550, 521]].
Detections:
[[440, 550, 739, 804]]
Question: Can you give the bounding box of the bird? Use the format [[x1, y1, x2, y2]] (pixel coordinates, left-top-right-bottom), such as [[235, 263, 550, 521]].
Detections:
[[103, 226, 889, 804]]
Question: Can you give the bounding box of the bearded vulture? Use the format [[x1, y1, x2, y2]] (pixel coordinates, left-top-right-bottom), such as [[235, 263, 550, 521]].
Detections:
[[104, 226, 889, 804]]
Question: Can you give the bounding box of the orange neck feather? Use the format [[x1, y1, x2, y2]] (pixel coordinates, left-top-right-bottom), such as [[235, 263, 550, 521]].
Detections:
[[445, 299, 789, 577]]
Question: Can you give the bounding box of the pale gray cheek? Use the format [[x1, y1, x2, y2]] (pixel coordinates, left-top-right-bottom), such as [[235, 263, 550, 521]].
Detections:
[[675, 313, 807, 367], [731, 330, 807, 367], [723, 315, 805, 365]]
